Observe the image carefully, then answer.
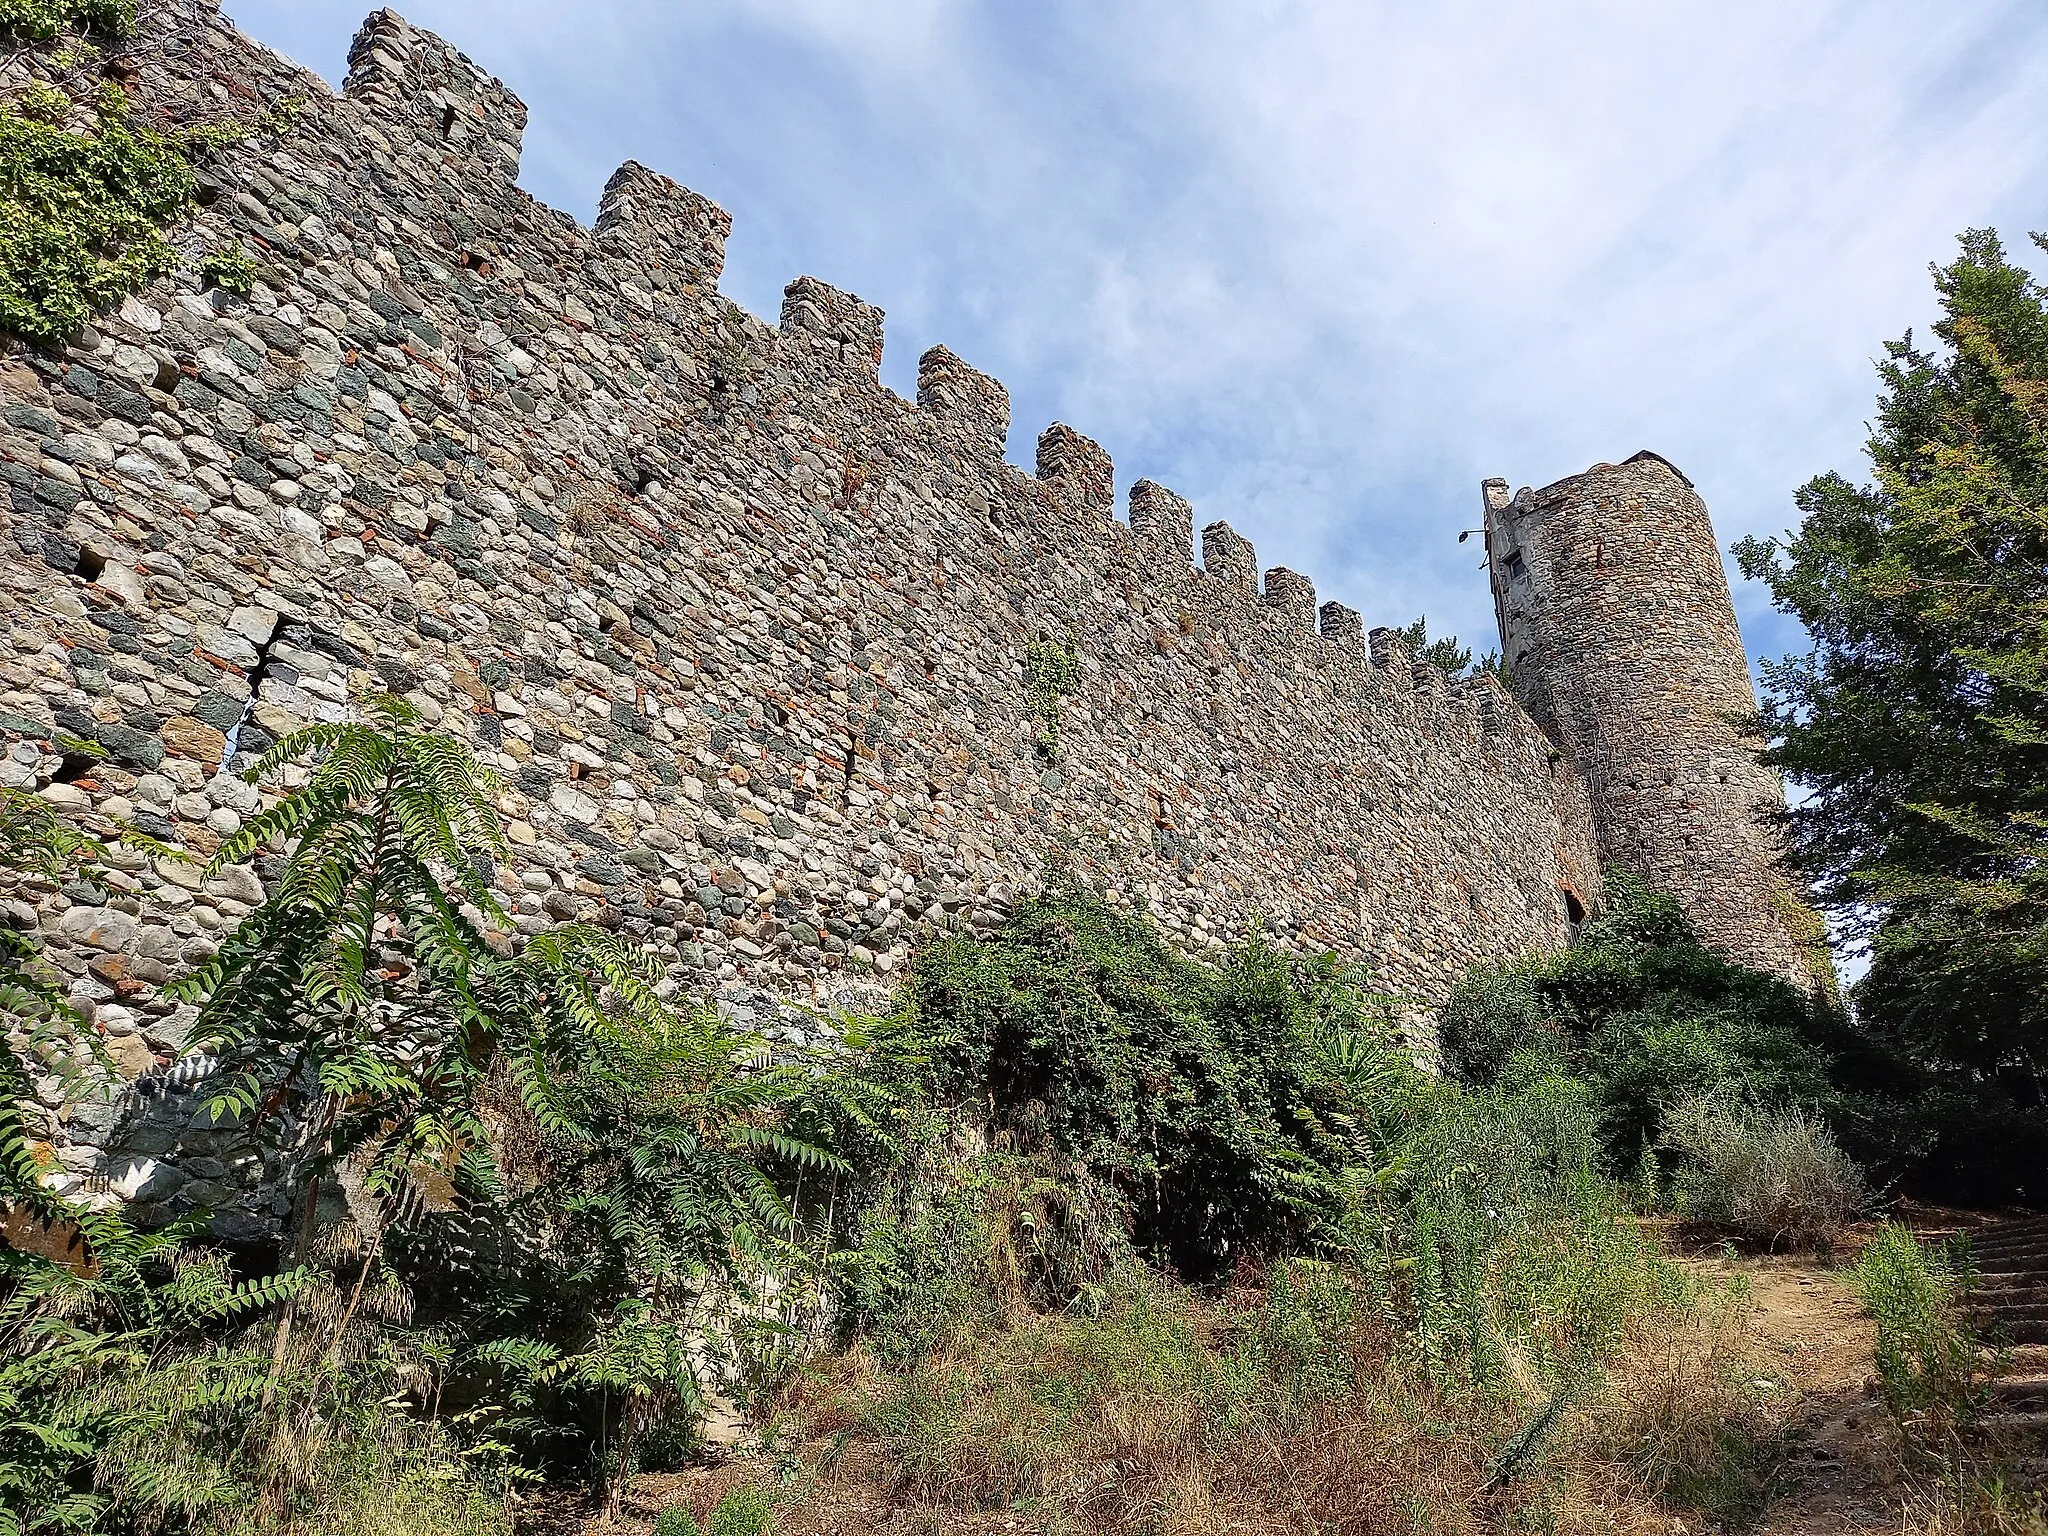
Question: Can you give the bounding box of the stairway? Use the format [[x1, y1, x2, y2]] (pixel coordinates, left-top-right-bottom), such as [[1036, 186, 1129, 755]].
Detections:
[[1966, 1215, 2048, 1480]]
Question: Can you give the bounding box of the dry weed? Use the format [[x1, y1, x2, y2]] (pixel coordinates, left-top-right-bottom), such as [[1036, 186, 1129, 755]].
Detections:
[[1900, 1473, 2048, 1534], [1582, 1279, 1781, 1520]]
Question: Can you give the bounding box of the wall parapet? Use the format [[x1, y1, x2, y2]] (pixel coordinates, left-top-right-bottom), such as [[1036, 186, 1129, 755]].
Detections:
[[0, 3, 1607, 1234]]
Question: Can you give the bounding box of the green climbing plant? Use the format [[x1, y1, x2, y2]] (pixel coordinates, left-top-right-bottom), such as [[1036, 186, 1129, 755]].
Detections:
[[199, 243, 255, 297], [0, 0, 134, 43], [1024, 639, 1079, 758], [0, 78, 197, 345], [0, 0, 292, 346]]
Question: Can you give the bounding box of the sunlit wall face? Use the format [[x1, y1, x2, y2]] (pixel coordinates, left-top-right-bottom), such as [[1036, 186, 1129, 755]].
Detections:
[[227, 0, 2048, 679]]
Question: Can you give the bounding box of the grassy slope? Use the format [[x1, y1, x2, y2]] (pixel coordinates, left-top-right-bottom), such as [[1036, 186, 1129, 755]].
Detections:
[[563, 1217, 2047, 1536]]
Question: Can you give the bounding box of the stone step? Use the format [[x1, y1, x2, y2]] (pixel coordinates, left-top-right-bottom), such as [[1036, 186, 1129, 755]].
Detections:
[[1982, 1377, 2048, 1412], [1976, 1256, 2048, 1274], [1980, 1297, 2048, 1315], [1989, 1302, 2048, 1320], [1976, 1253, 2048, 1274], [1968, 1227, 2048, 1254]]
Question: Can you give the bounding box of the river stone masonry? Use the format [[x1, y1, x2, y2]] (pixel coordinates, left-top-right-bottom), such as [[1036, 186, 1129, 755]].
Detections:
[[1483, 455, 1825, 989], [0, 3, 1798, 1230]]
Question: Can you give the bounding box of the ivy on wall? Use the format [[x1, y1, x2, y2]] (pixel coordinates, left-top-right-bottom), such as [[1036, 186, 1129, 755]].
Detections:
[[1025, 638, 1079, 759], [0, 82, 197, 345], [0, 0, 134, 42], [0, 1, 267, 346]]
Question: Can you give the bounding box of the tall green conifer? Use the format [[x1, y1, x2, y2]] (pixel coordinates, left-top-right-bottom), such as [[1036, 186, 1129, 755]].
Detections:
[[1737, 228, 2048, 1115]]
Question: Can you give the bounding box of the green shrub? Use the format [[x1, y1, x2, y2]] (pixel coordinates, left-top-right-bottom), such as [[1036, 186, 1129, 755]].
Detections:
[[876, 888, 1682, 1407], [896, 884, 1418, 1278], [1662, 1091, 1865, 1248], [1854, 1223, 1979, 1419], [1440, 869, 1905, 1171], [654, 1507, 703, 1536], [706, 1483, 772, 1536]]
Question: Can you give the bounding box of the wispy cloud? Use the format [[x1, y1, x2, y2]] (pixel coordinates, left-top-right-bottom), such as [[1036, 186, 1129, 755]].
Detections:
[[226, 0, 2048, 664]]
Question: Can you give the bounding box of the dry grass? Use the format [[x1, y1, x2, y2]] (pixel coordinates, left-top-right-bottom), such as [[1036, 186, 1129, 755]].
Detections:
[[1577, 1280, 1783, 1524], [764, 1265, 1786, 1536], [584, 1231, 2048, 1536], [1901, 1474, 2048, 1534]]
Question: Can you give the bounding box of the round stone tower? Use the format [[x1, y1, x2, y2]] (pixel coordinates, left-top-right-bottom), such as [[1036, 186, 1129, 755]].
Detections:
[[1482, 452, 1826, 990]]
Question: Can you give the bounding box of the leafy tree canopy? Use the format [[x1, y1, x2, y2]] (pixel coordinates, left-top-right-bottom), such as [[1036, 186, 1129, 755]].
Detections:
[[1392, 617, 1474, 677], [1735, 228, 2048, 1101]]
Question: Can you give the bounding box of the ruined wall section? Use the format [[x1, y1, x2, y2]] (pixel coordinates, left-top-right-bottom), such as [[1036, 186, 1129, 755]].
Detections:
[[1483, 455, 1824, 989], [0, 5, 1599, 1221]]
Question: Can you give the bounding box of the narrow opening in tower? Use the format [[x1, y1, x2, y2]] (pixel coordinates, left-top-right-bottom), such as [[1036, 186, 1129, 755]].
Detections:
[[72, 546, 107, 583]]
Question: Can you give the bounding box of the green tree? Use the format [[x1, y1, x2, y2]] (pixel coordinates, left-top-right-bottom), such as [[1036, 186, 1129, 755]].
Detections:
[[1734, 229, 2048, 1169], [1393, 617, 1499, 679], [490, 928, 856, 1516], [174, 695, 512, 1393]]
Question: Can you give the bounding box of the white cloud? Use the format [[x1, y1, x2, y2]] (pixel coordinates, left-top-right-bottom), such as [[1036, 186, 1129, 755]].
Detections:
[[227, 0, 2048, 660]]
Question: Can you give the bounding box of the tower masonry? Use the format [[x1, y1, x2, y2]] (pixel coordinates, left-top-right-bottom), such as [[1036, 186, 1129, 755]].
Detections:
[[1483, 453, 1826, 990]]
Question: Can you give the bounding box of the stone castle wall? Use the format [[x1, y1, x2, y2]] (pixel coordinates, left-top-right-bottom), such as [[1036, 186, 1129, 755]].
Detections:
[[1483, 454, 1821, 988], [0, 5, 1611, 1225]]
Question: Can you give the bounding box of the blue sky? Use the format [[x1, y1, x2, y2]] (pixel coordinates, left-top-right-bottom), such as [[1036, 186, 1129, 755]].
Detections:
[[224, 0, 2048, 673]]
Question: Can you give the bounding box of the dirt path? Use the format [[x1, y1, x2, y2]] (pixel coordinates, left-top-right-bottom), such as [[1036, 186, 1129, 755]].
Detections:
[[1677, 1245, 1903, 1533], [1678, 1209, 2046, 1535]]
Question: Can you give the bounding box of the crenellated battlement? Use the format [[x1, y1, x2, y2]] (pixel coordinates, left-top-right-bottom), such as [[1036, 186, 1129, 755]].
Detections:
[[0, 4, 1612, 1233], [343, 8, 527, 179], [313, 10, 1467, 691], [595, 162, 731, 286], [1035, 424, 1115, 520], [917, 345, 1008, 458]]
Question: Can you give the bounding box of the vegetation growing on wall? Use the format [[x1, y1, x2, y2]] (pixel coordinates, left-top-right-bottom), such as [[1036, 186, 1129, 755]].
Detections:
[[891, 886, 1428, 1278], [1021, 638, 1078, 758], [0, 0, 134, 43], [0, 80, 198, 346], [0, 1, 279, 346]]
